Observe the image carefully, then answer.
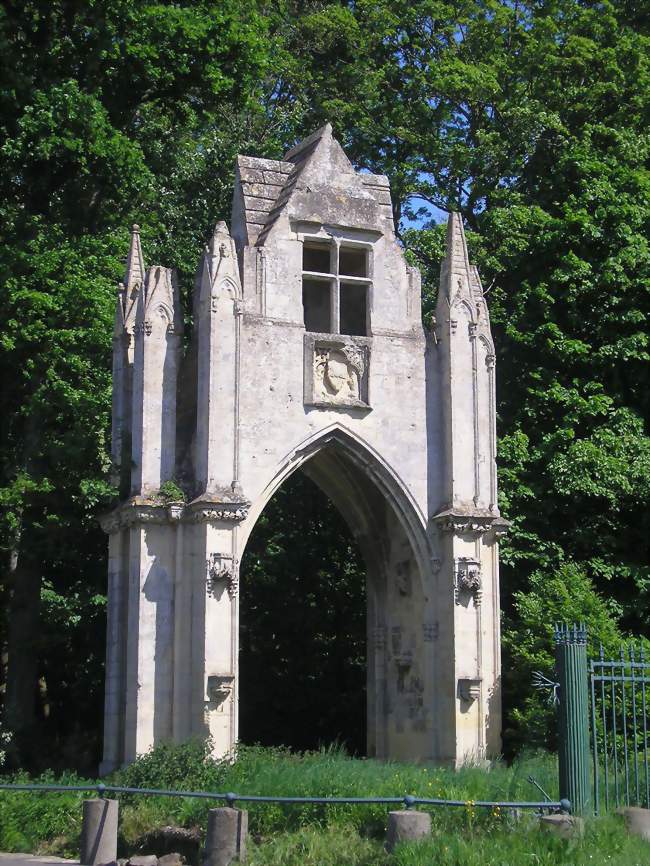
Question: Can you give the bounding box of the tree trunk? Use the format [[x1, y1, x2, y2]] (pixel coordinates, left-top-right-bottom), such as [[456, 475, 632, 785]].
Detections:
[[4, 534, 41, 751]]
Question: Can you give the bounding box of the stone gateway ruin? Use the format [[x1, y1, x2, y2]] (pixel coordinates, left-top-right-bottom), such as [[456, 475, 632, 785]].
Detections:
[[99, 125, 508, 773]]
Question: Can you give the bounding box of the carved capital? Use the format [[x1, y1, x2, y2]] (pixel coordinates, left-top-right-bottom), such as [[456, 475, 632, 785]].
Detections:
[[167, 503, 184, 522], [99, 496, 252, 532], [189, 500, 249, 523], [431, 508, 509, 539], [433, 511, 492, 537], [120, 503, 169, 527], [491, 517, 510, 540]]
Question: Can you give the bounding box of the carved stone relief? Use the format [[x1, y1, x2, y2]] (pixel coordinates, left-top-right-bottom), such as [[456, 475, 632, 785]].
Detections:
[[454, 557, 482, 606], [372, 625, 386, 651], [99, 499, 250, 533], [206, 674, 235, 711], [304, 334, 370, 408], [395, 560, 412, 597], [207, 553, 239, 599], [394, 651, 414, 692], [315, 347, 362, 402], [422, 622, 437, 642]]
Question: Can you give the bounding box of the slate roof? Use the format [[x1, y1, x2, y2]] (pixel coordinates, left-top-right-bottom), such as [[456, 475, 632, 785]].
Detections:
[[235, 125, 394, 245]]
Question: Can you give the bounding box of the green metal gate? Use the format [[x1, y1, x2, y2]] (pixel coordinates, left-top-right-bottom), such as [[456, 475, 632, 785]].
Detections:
[[589, 643, 650, 814]]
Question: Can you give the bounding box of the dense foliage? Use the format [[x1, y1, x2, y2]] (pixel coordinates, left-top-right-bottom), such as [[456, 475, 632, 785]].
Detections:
[[240, 473, 366, 754], [0, 0, 648, 768]]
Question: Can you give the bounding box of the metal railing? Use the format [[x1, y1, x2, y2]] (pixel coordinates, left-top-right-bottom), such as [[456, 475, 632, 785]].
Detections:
[[0, 781, 569, 813], [590, 643, 650, 814]]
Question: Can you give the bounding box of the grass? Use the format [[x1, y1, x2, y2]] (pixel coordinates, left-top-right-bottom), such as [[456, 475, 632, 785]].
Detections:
[[393, 815, 650, 866], [1, 742, 649, 864]]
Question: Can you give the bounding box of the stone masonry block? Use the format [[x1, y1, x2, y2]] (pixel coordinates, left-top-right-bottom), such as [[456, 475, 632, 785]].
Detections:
[[618, 806, 650, 841], [386, 810, 432, 852], [539, 813, 585, 839], [80, 798, 119, 866], [203, 807, 248, 866]]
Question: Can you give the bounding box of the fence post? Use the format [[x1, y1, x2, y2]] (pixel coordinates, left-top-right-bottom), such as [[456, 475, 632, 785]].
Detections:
[[80, 797, 119, 865], [203, 807, 248, 866], [555, 623, 592, 815]]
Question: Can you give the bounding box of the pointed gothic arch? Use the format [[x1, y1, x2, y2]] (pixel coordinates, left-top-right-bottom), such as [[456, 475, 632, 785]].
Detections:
[[237, 425, 434, 757], [240, 424, 430, 568]]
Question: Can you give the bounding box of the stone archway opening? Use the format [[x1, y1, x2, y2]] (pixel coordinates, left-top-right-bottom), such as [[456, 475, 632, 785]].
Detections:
[[236, 431, 431, 760], [238, 469, 367, 754]]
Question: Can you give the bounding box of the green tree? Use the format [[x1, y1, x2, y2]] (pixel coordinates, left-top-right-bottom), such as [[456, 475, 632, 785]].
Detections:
[[240, 472, 367, 754], [1, 0, 648, 763], [274, 0, 650, 745], [0, 0, 276, 768]]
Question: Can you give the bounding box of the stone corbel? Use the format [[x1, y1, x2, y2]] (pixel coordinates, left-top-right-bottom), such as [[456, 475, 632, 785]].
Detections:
[[458, 678, 482, 703], [206, 674, 234, 709], [487, 516, 511, 541], [207, 553, 239, 599], [98, 512, 120, 534], [454, 557, 482, 606]]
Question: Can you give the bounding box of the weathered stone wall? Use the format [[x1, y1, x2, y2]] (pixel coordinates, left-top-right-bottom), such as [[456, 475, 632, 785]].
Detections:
[[100, 124, 506, 772]]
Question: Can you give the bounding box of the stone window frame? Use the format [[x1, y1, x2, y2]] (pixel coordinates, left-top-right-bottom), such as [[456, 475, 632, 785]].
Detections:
[[301, 234, 373, 337]]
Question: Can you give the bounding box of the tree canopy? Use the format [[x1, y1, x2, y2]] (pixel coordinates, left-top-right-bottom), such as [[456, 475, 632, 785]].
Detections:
[[0, 0, 648, 768]]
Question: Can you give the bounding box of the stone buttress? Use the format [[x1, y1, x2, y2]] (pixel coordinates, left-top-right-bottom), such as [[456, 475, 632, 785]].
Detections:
[[100, 124, 507, 772]]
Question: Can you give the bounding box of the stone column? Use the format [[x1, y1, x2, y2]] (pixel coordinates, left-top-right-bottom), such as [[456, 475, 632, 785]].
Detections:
[[99, 521, 126, 775], [122, 513, 176, 762], [430, 213, 508, 764], [186, 508, 244, 757]]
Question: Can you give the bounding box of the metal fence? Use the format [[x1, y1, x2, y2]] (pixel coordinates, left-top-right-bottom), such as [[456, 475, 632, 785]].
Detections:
[[552, 625, 650, 816], [0, 781, 568, 813], [590, 643, 650, 814]]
